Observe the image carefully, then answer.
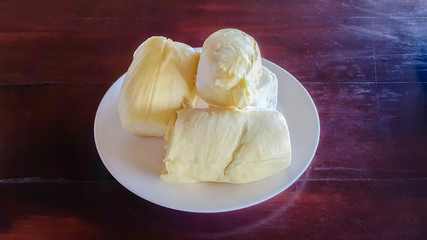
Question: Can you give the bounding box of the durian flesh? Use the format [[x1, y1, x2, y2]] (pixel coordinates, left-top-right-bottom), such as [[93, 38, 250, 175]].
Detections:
[[196, 28, 263, 109], [251, 66, 278, 109], [161, 108, 291, 184], [118, 37, 200, 137]]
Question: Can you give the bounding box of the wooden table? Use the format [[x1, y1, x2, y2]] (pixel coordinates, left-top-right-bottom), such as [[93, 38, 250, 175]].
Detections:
[[1, 1, 426, 239]]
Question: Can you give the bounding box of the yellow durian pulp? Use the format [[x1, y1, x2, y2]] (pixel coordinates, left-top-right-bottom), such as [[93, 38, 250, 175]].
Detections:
[[161, 108, 291, 183], [196, 28, 263, 109], [118, 37, 200, 137]]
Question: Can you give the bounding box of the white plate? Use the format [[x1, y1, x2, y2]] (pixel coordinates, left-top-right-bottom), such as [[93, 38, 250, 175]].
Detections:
[[94, 58, 320, 213]]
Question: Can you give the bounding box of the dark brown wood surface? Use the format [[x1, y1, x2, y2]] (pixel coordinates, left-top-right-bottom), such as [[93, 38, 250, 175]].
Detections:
[[1, 0, 426, 239]]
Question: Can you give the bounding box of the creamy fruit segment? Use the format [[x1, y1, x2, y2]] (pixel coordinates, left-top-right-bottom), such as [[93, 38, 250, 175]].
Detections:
[[252, 66, 278, 109], [118, 37, 200, 137], [196, 28, 263, 109], [161, 108, 291, 183]]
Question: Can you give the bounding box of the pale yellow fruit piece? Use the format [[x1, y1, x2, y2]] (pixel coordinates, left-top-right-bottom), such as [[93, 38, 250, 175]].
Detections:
[[161, 108, 291, 183], [118, 37, 200, 137], [196, 28, 262, 109], [251, 66, 278, 109]]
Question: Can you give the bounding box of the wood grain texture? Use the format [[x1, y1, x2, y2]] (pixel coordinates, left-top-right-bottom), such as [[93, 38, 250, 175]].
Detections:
[[0, 180, 425, 239], [1, 0, 426, 239]]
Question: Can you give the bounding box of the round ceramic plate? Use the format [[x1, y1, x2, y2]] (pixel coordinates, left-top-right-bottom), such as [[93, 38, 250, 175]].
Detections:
[[94, 58, 320, 213]]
